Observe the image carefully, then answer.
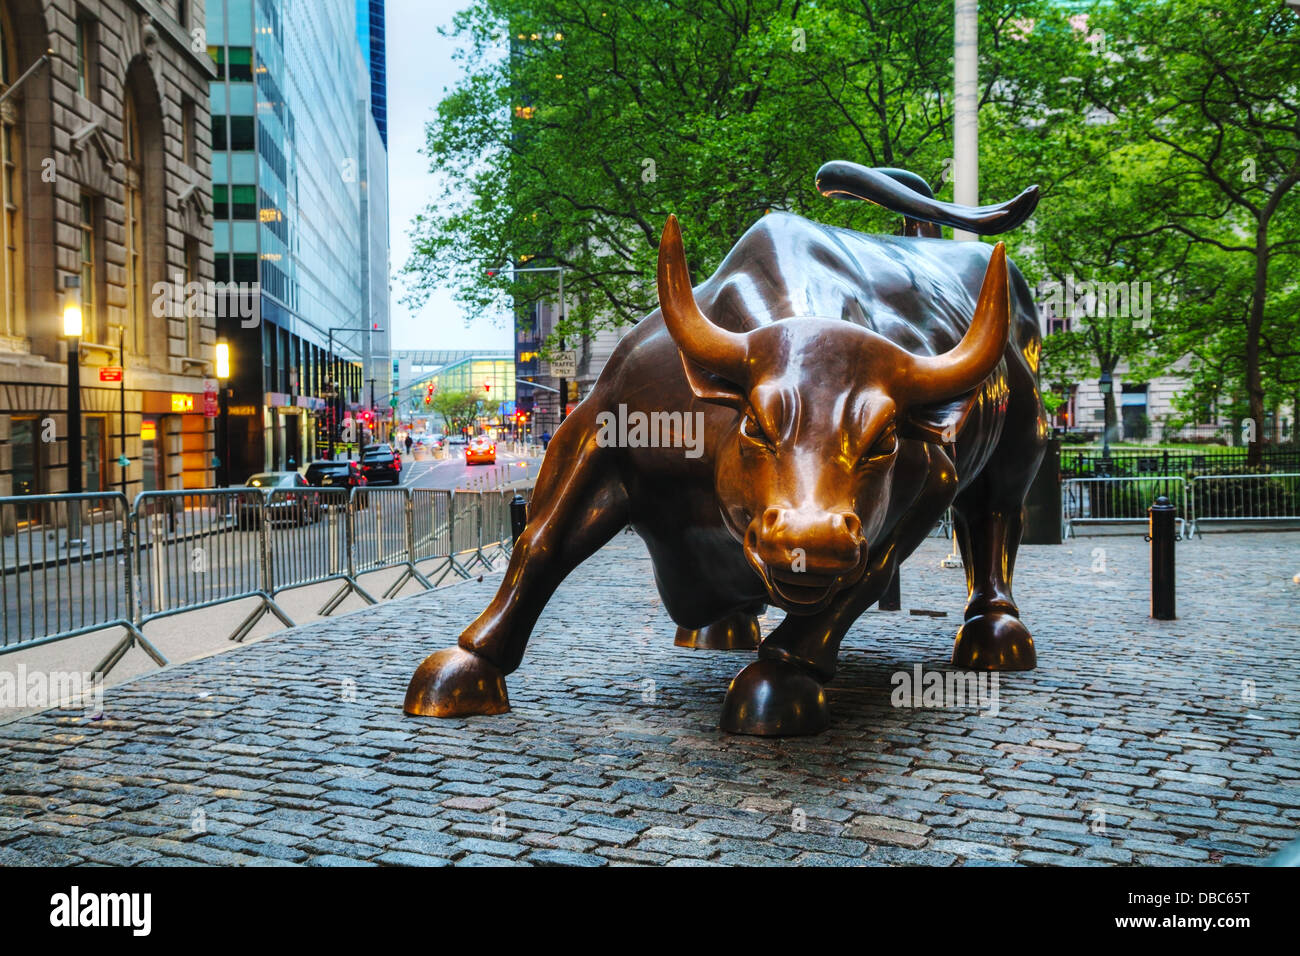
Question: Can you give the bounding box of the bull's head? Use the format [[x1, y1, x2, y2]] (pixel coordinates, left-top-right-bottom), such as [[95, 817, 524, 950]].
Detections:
[[657, 215, 1010, 614]]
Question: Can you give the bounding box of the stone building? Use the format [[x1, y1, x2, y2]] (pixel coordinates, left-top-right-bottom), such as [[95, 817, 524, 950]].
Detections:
[[0, 0, 215, 514]]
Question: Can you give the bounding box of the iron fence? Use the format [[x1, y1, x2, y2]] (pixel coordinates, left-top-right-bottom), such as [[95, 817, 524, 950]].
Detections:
[[1061, 446, 1300, 479]]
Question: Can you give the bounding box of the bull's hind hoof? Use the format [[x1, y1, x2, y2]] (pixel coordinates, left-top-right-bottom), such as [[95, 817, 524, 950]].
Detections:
[[720, 658, 828, 736], [675, 612, 761, 650], [952, 613, 1036, 671], [404, 647, 510, 717]]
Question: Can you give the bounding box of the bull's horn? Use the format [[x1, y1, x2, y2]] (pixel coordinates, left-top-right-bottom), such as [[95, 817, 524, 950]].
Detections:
[[901, 242, 1011, 402], [657, 215, 748, 381]]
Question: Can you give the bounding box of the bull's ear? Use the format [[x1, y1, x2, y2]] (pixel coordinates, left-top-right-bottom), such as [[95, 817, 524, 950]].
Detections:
[[899, 390, 979, 445], [678, 353, 748, 409]]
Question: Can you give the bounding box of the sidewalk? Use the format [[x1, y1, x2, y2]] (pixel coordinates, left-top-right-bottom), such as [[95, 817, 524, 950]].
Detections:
[[1, 530, 1296, 866]]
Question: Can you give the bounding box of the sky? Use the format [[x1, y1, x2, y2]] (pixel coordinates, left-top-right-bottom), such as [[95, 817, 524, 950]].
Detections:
[[386, 0, 512, 352]]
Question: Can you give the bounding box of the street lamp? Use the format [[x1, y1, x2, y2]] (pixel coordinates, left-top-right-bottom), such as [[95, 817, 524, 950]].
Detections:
[[1098, 368, 1114, 467], [216, 340, 231, 487]]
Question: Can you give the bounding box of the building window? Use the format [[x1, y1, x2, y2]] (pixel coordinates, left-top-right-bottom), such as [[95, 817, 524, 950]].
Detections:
[[228, 116, 254, 151], [0, 1, 23, 337], [211, 115, 227, 151], [78, 193, 106, 343], [231, 184, 256, 219], [232, 252, 257, 284], [181, 96, 197, 166], [226, 47, 252, 82], [185, 238, 200, 357], [75, 14, 98, 100]]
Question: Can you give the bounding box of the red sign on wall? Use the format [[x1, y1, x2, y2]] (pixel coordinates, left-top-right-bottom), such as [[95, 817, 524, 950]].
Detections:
[[203, 379, 219, 419], [98, 366, 123, 383]]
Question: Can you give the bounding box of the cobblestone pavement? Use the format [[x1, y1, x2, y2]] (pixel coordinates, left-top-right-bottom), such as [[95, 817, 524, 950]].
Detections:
[[2, 530, 1297, 867]]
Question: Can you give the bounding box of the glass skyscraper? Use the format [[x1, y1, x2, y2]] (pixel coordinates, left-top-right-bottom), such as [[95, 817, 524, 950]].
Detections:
[[207, 0, 390, 476]]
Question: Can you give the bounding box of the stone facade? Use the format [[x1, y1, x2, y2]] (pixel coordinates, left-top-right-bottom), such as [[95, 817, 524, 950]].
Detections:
[[0, 0, 215, 506]]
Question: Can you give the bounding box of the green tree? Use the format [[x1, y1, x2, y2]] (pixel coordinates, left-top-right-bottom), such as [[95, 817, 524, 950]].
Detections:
[[404, 0, 1072, 345], [431, 390, 481, 435], [1074, 0, 1300, 464]]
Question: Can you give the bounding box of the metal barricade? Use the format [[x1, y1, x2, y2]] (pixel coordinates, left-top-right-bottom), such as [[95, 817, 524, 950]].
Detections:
[[411, 489, 455, 585], [1188, 473, 1300, 538], [264, 485, 367, 622], [1062, 476, 1187, 538], [0, 491, 159, 675], [1, 482, 539, 672], [449, 490, 488, 575], [135, 488, 292, 644]]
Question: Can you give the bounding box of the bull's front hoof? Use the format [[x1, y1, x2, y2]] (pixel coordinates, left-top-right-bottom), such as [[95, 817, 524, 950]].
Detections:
[[719, 658, 828, 737], [404, 647, 510, 717], [675, 612, 761, 650], [952, 613, 1036, 671]]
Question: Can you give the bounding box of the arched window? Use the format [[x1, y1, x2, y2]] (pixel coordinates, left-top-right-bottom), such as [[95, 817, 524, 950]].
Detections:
[[123, 87, 143, 348], [122, 60, 164, 360], [0, 0, 24, 338]]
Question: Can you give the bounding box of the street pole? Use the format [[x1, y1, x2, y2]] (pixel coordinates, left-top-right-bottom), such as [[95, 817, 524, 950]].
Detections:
[[216, 340, 231, 487], [64, 279, 83, 496], [953, 0, 979, 242], [557, 267, 567, 426], [119, 326, 126, 497]]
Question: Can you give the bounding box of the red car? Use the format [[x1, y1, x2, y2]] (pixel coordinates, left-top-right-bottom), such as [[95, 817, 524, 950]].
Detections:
[[465, 436, 496, 465]]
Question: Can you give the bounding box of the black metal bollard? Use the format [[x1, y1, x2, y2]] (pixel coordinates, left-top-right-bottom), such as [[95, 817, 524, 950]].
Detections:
[[1147, 495, 1176, 620], [878, 566, 901, 611], [510, 494, 528, 544]]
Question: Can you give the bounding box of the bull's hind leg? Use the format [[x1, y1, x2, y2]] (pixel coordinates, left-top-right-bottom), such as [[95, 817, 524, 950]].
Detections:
[[404, 411, 628, 717], [950, 462, 1041, 671], [675, 604, 764, 650]]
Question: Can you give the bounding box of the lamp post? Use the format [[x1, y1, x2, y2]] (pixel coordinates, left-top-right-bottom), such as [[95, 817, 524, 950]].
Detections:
[[63, 278, 83, 495], [63, 278, 84, 547], [1098, 368, 1114, 470], [216, 340, 231, 487]]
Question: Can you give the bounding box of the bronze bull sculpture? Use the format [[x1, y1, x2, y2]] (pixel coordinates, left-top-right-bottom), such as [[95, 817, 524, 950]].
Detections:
[[405, 162, 1047, 736]]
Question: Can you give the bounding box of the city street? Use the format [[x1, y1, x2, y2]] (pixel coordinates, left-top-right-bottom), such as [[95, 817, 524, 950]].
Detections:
[[397, 444, 541, 491]]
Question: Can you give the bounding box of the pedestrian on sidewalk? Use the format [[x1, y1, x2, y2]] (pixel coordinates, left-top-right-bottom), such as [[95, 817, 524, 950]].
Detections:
[[541, 431, 551, 452], [404, 434, 413, 457]]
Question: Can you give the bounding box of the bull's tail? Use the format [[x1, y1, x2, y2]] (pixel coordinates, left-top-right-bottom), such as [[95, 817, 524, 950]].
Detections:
[[815, 161, 1039, 237]]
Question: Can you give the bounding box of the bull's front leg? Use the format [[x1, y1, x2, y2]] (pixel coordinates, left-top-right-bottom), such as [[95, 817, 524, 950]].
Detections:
[[404, 407, 629, 717]]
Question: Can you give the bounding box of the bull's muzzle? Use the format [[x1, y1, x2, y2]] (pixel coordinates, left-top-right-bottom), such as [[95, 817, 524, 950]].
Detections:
[[744, 507, 867, 609]]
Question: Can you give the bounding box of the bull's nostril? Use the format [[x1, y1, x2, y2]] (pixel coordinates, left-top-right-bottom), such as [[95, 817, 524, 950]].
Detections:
[[840, 512, 863, 541], [762, 507, 782, 533]]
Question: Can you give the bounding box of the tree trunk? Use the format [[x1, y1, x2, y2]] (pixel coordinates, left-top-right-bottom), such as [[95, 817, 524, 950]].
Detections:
[[1103, 376, 1118, 446]]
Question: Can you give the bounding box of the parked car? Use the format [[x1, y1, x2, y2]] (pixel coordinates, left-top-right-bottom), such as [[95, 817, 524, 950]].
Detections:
[[238, 472, 321, 527], [363, 442, 402, 472], [304, 459, 368, 505], [447, 434, 468, 446], [359, 444, 401, 484], [466, 436, 496, 465]]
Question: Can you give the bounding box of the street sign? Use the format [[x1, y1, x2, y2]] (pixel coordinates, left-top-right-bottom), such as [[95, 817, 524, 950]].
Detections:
[[203, 379, 219, 418], [546, 350, 577, 378], [99, 366, 123, 383]]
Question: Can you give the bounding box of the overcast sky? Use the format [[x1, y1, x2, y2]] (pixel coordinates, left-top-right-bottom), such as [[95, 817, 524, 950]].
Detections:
[[386, 0, 511, 352]]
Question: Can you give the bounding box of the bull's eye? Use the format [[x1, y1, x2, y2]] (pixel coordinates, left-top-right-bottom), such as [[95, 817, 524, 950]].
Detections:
[[740, 410, 774, 449], [862, 426, 898, 464]]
